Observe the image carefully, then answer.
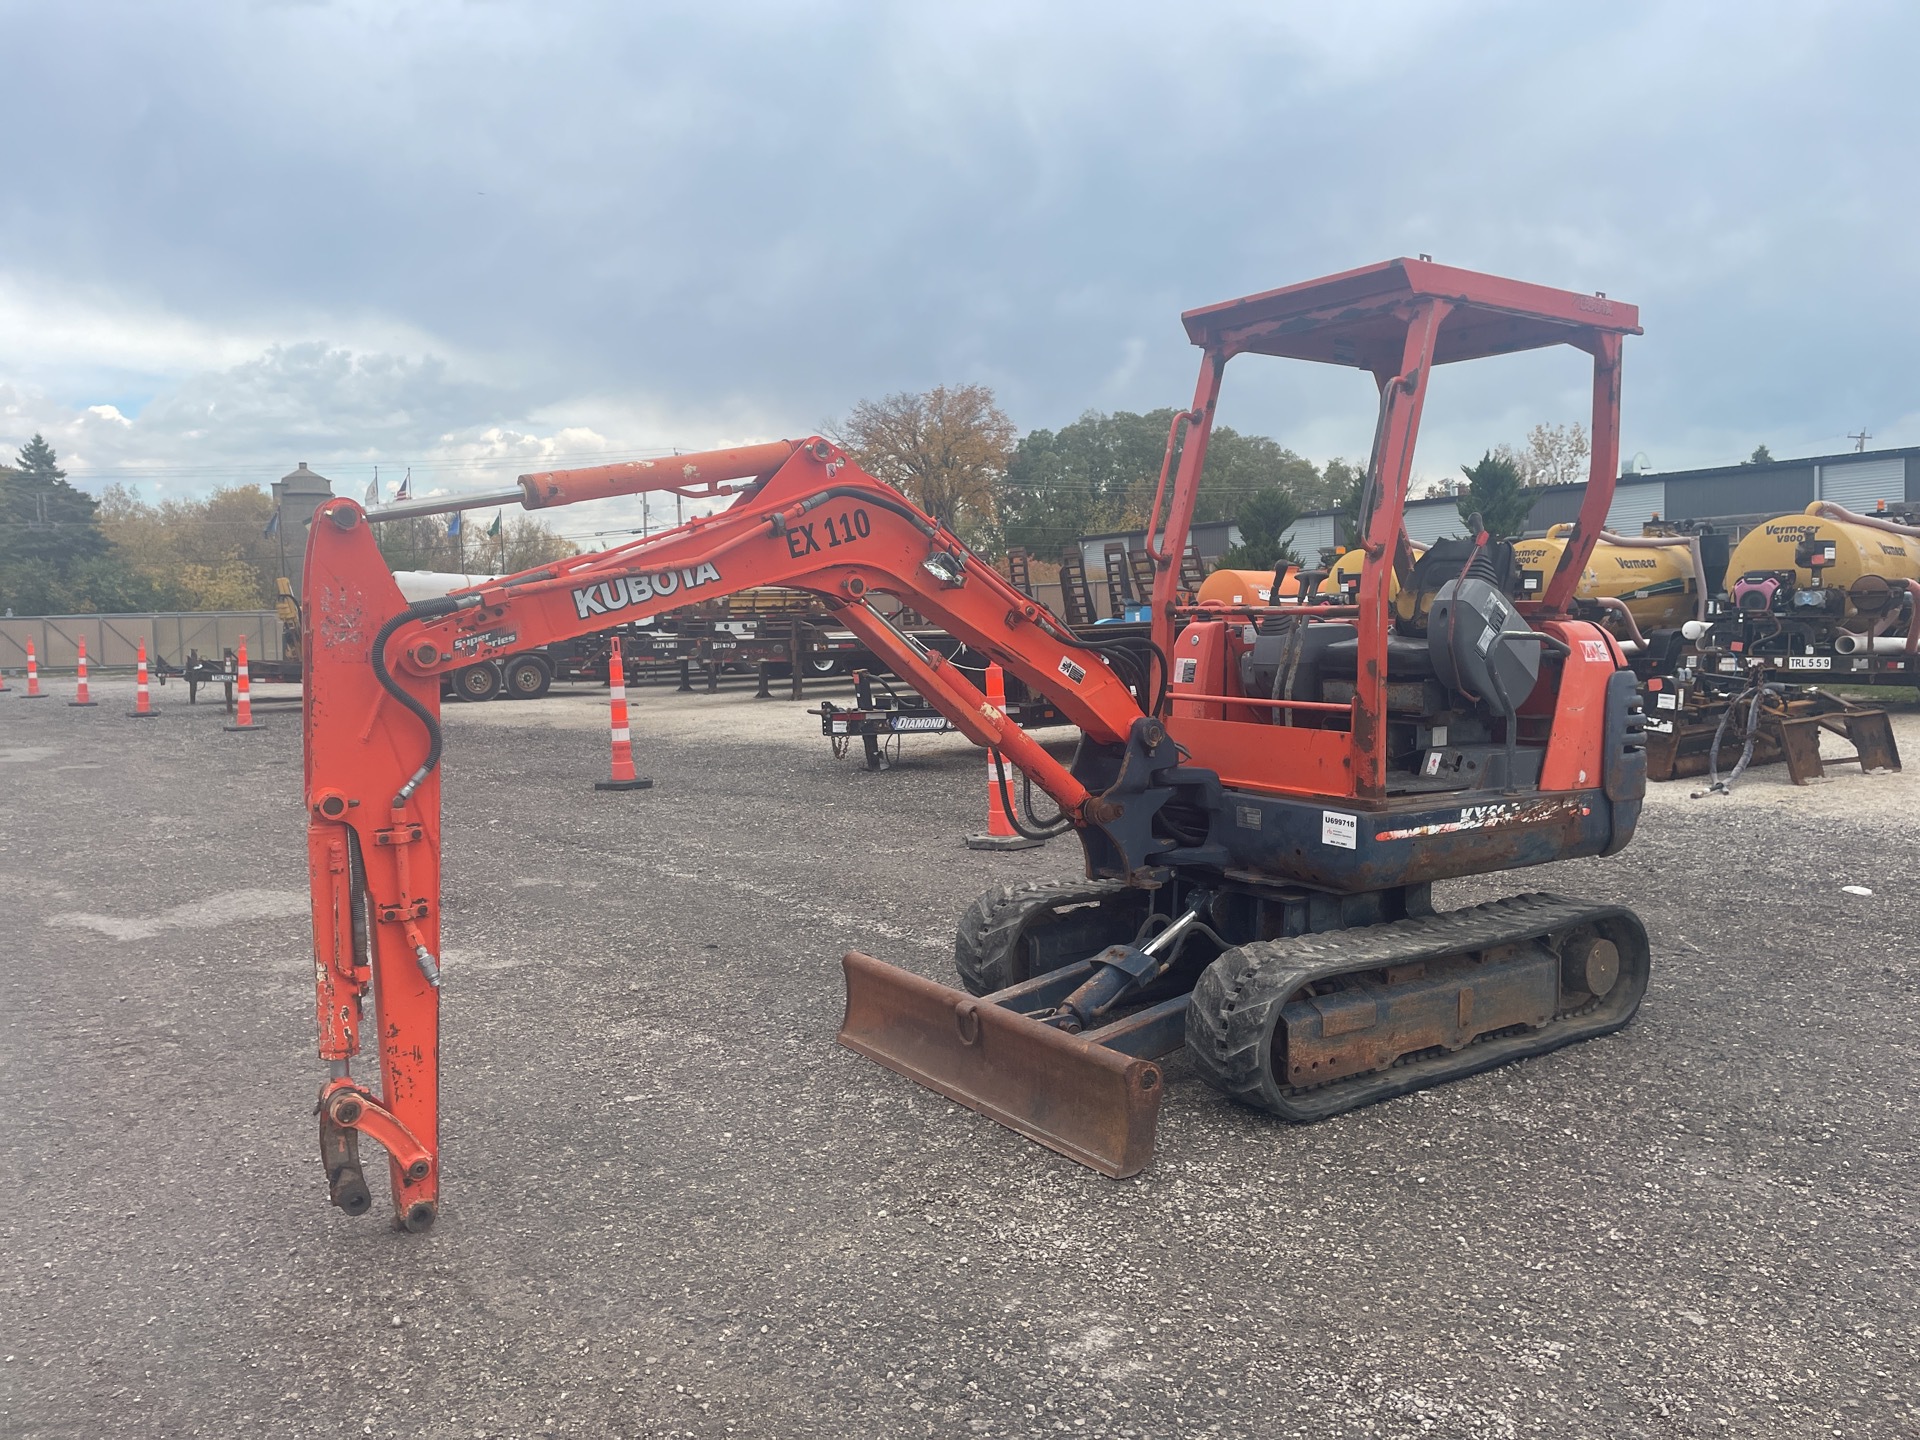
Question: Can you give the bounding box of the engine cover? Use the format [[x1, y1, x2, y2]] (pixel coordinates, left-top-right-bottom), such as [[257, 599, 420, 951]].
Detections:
[[1428, 576, 1541, 710]]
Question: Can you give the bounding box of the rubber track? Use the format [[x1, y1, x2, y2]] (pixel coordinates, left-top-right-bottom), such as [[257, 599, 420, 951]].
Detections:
[[1183, 892, 1650, 1122], [953, 878, 1130, 996]]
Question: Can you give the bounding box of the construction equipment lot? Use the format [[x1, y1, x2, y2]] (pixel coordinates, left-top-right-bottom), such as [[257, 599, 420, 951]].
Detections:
[[3, 680, 1918, 1440]]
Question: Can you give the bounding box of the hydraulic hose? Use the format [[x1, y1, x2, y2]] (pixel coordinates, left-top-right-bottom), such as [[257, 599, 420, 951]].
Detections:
[[373, 594, 481, 807], [991, 748, 1074, 840], [1592, 596, 1648, 649], [1067, 630, 1170, 717], [1693, 683, 1782, 799]]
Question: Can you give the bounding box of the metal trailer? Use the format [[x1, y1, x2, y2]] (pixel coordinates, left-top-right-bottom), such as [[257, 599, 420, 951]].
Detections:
[[816, 668, 1072, 769]]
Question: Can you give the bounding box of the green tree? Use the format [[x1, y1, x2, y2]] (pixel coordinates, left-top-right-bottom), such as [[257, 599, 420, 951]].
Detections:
[[1456, 451, 1533, 538], [1745, 444, 1774, 465], [96, 484, 280, 609], [1324, 458, 1367, 550], [496, 514, 577, 573], [1217, 487, 1301, 570], [0, 435, 112, 612], [1000, 409, 1327, 561]]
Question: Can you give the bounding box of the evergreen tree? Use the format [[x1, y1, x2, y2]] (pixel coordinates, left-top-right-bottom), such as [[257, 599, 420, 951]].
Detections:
[[1218, 487, 1301, 570], [1455, 451, 1533, 538], [0, 435, 110, 613], [1325, 458, 1367, 550]]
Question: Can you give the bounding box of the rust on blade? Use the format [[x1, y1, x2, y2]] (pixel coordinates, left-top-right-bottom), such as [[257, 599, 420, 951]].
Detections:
[[837, 951, 1163, 1178]]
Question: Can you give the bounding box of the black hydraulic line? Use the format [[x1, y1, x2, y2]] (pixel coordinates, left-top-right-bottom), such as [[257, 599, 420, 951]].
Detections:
[[1068, 630, 1170, 717], [991, 748, 1074, 840], [1019, 766, 1069, 829], [372, 594, 481, 807], [1694, 683, 1782, 799]]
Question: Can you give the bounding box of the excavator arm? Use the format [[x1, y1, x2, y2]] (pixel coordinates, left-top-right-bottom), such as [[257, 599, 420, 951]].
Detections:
[[302, 436, 1172, 1227]]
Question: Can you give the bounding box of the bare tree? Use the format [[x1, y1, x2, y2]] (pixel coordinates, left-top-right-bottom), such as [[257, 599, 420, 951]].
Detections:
[[835, 384, 1015, 548], [1519, 422, 1590, 487]]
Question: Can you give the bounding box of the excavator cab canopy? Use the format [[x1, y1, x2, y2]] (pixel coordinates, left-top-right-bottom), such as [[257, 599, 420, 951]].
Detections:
[[1180, 256, 1642, 371]]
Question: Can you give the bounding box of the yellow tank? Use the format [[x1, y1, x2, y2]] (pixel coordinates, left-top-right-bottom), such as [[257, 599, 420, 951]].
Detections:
[[1512, 525, 1698, 631], [1317, 544, 1423, 602], [1723, 503, 1920, 616]]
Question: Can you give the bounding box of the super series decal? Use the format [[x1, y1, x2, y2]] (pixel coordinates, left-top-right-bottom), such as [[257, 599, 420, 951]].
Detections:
[[1374, 796, 1584, 843], [572, 563, 723, 620]]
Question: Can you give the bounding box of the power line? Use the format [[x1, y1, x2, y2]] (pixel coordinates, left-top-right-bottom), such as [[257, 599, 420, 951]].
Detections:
[[55, 441, 705, 483]]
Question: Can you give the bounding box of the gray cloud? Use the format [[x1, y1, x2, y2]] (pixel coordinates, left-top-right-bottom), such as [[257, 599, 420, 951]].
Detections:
[[1, 0, 1915, 503]]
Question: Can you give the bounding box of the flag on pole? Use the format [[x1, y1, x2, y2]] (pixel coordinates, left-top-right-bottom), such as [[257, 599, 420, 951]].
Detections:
[[363, 472, 379, 505], [446, 509, 461, 537], [262, 510, 280, 538], [488, 511, 503, 538], [395, 467, 411, 502]]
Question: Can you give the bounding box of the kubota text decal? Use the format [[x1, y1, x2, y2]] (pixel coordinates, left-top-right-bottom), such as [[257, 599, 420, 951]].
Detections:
[[572, 563, 723, 620]]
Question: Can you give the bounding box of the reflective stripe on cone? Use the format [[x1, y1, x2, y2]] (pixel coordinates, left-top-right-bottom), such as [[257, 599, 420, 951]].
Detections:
[[223, 634, 266, 731], [594, 636, 653, 792], [128, 638, 160, 718]]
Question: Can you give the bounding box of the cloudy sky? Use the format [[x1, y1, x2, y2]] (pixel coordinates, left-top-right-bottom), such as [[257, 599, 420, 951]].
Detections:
[[3, 0, 1916, 533]]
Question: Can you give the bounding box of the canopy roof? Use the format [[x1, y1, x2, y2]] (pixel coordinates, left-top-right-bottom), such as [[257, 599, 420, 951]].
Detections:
[[1182, 258, 1641, 373]]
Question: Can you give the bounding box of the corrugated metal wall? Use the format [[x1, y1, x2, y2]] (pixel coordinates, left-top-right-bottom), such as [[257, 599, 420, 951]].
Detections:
[[1605, 482, 1665, 534], [1524, 488, 1587, 529], [1818, 457, 1906, 513], [1402, 501, 1465, 547], [1281, 514, 1340, 561], [1666, 467, 1813, 519], [0, 613, 279, 670]]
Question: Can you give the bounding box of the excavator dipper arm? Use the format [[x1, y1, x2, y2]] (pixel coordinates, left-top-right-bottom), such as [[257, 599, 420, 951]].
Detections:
[[302, 437, 1164, 1227]]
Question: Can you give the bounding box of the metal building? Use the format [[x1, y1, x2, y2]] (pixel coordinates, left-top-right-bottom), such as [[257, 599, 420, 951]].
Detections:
[[1277, 445, 1919, 557]]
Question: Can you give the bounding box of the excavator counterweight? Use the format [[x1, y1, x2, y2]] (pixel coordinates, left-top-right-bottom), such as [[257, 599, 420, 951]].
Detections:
[[300, 259, 1650, 1228]]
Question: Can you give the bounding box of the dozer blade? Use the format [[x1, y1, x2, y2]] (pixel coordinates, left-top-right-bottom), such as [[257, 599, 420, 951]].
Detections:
[[837, 950, 1164, 1178]]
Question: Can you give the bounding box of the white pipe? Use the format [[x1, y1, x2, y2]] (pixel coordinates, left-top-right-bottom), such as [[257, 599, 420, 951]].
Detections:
[[1834, 632, 1913, 656]]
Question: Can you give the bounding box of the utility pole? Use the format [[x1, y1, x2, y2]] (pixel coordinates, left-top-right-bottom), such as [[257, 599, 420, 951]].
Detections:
[[1849, 430, 1872, 453]]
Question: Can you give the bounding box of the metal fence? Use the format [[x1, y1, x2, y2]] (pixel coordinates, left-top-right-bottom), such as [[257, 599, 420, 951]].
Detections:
[[0, 613, 281, 671]]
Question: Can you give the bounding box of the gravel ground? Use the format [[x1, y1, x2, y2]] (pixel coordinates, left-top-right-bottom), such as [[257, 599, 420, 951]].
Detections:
[[2, 675, 1917, 1439]]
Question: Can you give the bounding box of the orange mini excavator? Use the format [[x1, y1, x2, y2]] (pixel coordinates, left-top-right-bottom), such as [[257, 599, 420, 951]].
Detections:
[[303, 260, 1648, 1230]]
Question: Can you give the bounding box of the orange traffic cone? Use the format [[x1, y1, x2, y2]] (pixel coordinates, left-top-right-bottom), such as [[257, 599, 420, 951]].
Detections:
[[966, 664, 1042, 851], [127, 638, 160, 719], [594, 636, 653, 792], [223, 634, 266, 731], [69, 637, 98, 707], [22, 639, 45, 698]]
